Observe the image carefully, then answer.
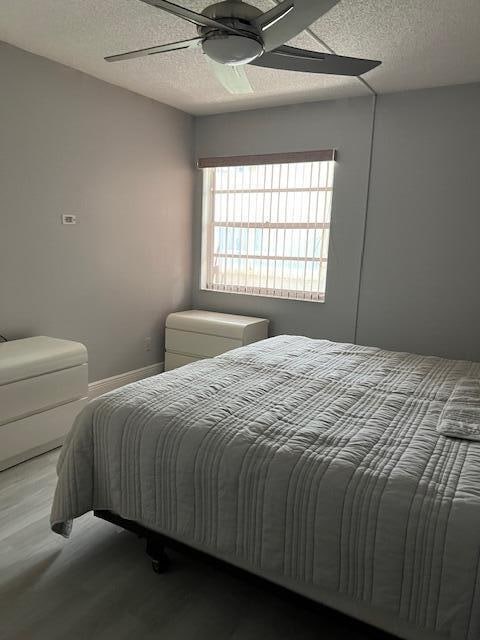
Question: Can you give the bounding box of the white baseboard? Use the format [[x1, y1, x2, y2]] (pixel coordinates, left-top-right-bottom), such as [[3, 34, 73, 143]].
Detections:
[[88, 362, 164, 400]]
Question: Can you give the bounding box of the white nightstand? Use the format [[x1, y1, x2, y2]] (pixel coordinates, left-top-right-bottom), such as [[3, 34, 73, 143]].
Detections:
[[0, 336, 88, 471], [165, 310, 269, 371]]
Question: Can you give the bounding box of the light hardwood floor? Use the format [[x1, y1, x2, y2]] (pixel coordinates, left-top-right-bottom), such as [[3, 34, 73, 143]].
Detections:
[[0, 450, 391, 640]]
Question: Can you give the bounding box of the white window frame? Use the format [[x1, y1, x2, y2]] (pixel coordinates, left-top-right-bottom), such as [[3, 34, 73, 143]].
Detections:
[[199, 150, 336, 303]]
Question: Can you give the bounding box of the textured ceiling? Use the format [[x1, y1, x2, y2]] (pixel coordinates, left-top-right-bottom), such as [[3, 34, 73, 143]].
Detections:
[[0, 0, 479, 115]]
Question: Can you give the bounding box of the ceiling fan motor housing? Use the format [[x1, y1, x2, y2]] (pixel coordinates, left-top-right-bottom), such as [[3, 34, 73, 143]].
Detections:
[[202, 33, 263, 65], [200, 0, 264, 65]]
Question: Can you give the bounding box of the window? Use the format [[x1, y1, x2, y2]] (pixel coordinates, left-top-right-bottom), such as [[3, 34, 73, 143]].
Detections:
[[200, 150, 335, 303]]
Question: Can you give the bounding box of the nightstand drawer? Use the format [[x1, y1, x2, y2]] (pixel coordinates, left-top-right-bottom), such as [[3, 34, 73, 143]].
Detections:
[[165, 352, 204, 371], [166, 329, 242, 358]]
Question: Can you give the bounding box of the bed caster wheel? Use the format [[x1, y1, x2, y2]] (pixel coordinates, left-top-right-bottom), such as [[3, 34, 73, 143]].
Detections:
[[151, 556, 169, 574], [146, 534, 169, 574]]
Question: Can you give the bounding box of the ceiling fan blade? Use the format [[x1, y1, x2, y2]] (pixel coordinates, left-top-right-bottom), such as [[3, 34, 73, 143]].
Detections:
[[140, 0, 244, 35], [105, 37, 202, 62], [207, 59, 253, 94], [250, 45, 381, 76], [253, 0, 340, 52]]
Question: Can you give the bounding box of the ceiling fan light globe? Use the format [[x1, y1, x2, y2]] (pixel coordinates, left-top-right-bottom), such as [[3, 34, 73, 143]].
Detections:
[[202, 34, 263, 65]]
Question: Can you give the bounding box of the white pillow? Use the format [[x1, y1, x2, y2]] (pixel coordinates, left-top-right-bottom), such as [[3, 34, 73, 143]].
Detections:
[[437, 378, 480, 441]]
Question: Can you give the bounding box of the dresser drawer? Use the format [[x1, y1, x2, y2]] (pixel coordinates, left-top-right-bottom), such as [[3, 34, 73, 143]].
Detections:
[[0, 398, 86, 472], [0, 364, 88, 426], [166, 329, 242, 358], [165, 352, 204, 372]]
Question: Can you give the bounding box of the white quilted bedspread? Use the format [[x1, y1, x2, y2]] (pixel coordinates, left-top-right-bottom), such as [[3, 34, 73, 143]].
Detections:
[[51, 336, 480, 640]]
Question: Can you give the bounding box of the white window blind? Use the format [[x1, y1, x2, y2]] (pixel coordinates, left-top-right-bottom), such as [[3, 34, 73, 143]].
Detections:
[[200, 152, 335, 302]]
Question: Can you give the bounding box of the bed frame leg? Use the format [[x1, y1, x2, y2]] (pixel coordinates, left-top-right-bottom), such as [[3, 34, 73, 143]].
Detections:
[[146, 533, 170, 574]]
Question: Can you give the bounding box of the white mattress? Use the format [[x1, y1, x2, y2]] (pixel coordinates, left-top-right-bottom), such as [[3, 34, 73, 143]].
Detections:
[[51, 336, 480, 640]]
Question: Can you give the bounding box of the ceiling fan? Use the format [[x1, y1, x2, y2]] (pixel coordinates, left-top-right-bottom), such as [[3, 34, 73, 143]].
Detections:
[[105, 0, 381, 94]]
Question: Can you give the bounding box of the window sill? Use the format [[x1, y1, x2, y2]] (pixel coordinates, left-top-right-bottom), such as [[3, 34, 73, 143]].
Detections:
[[200, 286, 325, 304]]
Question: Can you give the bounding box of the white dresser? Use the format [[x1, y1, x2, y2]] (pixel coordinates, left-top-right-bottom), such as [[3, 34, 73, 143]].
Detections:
[[165, 310, 269, 371], [0, 336, 88, 471]]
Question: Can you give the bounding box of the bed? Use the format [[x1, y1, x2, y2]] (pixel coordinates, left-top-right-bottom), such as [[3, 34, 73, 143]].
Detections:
[[51, 335, 480, 640]]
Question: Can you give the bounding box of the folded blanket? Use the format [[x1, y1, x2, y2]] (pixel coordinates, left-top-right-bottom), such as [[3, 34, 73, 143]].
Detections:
[[437, 378, 480, 440]]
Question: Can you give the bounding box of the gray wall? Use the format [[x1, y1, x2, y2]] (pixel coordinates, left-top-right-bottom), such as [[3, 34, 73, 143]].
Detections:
[[0, 43, 194, 381], [193, 83, 480, 361], [2, 39, 478, 377], [193, 97, 375, 343], [357, 83, 480, 361]]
